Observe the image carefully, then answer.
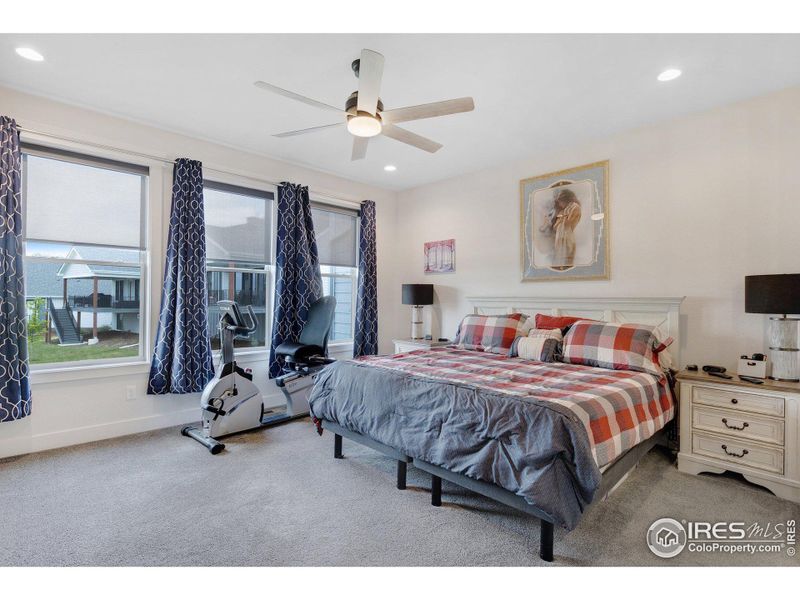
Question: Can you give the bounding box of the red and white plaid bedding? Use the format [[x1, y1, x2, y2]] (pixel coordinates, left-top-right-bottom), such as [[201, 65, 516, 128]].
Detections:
[[357, 346, 674, 467]]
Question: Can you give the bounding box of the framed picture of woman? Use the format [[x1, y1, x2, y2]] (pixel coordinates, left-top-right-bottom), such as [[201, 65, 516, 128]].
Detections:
[[520, 160, 609, 281]]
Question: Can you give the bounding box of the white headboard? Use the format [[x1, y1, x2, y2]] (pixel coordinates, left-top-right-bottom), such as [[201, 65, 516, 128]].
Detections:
[[467, 296, 685, 364]]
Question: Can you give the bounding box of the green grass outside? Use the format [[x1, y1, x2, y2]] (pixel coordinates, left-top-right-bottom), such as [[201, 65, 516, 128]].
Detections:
[[28, 330, 140, 365]]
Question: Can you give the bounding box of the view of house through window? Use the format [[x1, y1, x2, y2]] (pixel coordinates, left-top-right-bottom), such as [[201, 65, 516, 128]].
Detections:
[[203, 187, 360, 350], [21, 155, 361, 367], [204, 181, 273, 350], [22, 147, 147, 366]]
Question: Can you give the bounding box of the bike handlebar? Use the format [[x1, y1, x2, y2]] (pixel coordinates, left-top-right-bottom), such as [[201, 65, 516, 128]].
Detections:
[[241, 305, 258, 334]]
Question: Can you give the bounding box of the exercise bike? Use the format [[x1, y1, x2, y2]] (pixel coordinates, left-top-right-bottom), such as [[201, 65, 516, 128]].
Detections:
[[182, 297, 336, 454]]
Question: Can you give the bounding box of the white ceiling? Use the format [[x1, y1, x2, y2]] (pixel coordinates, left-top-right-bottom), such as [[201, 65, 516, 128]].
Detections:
[[1, 34, 799, 191]]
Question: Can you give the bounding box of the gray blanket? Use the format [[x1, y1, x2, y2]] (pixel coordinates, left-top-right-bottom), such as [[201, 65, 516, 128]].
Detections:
[[308, 359, 602, 530]]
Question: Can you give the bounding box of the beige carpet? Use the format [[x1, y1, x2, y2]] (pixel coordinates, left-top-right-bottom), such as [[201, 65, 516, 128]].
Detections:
[[0, 418, 797, 566]]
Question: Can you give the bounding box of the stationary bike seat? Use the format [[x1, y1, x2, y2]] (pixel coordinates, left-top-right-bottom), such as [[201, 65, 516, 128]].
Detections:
[[275, 341, 324, 364]]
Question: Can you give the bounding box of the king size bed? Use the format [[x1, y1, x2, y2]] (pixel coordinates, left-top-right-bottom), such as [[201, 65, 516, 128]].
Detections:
[[308, 296, 683, 562]]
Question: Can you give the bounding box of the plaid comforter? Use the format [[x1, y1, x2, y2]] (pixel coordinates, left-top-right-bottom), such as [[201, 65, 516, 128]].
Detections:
[[359, 347, 674, 467], [309, 347, 674, 529]]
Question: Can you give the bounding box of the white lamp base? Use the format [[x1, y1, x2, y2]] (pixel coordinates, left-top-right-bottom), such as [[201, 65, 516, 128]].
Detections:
[[411, 305, 424, 339], [768, 317, 799, 382]]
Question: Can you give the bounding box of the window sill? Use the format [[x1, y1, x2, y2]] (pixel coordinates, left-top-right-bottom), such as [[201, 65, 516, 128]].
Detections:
[[29, 343, 353, 386], [30, 359, 151, 385]]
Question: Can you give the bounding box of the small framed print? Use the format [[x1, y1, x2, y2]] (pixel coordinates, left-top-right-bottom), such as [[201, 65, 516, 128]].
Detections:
[[424, 239, 455, 274]]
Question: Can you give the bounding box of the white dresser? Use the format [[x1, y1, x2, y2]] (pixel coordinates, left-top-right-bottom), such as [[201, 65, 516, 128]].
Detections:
[[677, 370, 800, 503], [392, 338, 451, 354]]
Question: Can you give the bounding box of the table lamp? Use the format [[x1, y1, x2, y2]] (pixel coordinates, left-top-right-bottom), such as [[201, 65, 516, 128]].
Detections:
[[402, 284, 434, 340], [745, 274, 800, 381]]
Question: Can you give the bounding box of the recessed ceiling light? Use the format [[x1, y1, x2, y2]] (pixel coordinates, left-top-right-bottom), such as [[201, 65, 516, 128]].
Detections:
[[15, 47, 44, 62], [384, 165, 397, 172], [657, 68, 681, 82]]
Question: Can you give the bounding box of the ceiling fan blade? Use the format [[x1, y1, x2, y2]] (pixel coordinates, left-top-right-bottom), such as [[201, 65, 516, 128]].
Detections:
[[351, 137, 369, 161], [356, 49, 385, 116], [381, 97, 475, 124], [273, 123, 344, 138], [254, 81, 345, 115], [381, 124, 443, 153]]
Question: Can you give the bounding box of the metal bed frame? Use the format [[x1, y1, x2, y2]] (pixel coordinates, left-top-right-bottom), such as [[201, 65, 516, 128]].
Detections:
[[322, 418, 669, 562], [323, 419, 412, 490], [319, 296, 683, 562]]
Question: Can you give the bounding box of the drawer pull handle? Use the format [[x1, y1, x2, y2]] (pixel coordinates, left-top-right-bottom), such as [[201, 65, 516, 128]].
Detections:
[[721, 444, 748, 458], [730, 398, 738, 404], [721, 418, 749, 431]]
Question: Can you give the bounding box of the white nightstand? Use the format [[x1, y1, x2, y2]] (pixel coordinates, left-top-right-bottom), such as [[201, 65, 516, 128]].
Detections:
[[676, 370, 800, 503], [392, 338, 451, 354]]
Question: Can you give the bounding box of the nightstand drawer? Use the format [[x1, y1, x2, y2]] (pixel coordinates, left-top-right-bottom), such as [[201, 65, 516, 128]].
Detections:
[[692, 406, 784, 446], [692, 431, 784, 475], [692, 385, 784, 417]]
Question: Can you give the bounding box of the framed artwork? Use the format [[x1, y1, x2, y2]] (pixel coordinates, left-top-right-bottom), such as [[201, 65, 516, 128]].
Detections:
[[424, 239, 455, 274], [520, 160, 609, 281]]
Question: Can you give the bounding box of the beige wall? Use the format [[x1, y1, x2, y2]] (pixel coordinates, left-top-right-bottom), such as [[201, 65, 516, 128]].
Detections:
[[394, 87, 800, 370], [4, 82, 799, 459], [0, 86, 399, 458]]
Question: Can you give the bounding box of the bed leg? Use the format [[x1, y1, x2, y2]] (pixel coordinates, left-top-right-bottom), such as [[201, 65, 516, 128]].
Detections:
[[396, 461, 407, 490], [431, 474, 442, 506], [539, 520, 554, 562], [334, 433, 343, 459]]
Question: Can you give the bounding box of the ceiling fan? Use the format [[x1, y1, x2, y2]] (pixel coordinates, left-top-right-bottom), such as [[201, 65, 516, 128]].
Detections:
[[254, 49, 475, 161]]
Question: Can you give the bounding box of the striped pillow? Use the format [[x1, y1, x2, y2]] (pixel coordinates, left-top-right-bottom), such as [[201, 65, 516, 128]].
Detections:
[[561, 320, 673, 378], [511, 328, 563, 362], [454, 313, 530, 355]]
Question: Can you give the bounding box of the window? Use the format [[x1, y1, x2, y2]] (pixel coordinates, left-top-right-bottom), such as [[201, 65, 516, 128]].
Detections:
[[204, 181, 273, 350], [311, 202, 359, 343], [21, 145, 148, 366]]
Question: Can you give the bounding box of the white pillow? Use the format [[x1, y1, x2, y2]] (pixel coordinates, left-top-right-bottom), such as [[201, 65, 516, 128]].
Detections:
[[528, 327, 563, 341], [512, 328, 563, 361]]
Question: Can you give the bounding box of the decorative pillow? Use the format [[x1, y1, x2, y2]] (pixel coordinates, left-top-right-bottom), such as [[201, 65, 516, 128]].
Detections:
[[656, 347, 675, 371], [454, 313, 529, 354], [534, 313, 592, 334], [561, 320, 674, 378], [511, 328, 563, 362]]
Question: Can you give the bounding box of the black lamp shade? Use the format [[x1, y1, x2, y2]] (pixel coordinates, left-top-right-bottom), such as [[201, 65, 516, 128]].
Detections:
[[402, 284, 434, 306], [745, 274, 800, 314]]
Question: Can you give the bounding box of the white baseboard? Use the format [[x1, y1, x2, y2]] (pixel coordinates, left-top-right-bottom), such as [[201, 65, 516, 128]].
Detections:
[[0, 393, 287, 460], [0, 407, 199, 459]]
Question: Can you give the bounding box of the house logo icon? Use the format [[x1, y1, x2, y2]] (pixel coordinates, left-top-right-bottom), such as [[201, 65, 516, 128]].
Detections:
[[647, 518, 687, 558]]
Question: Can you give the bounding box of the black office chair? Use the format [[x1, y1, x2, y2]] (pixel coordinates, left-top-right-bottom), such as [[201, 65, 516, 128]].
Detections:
[[274, 295, 337, 372]]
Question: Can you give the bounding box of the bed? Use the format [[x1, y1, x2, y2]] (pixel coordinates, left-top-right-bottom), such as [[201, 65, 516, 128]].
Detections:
[[309, 296, 684, 562]]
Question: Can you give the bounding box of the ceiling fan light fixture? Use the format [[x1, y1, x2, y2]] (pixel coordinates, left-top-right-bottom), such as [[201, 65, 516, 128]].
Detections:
[[347, 112, 382, 138]]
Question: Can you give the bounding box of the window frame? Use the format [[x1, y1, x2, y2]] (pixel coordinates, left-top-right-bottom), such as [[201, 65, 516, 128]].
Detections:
[[311, 197, 361, 348], [202, 177, 277, 358], [320, 266, 359, 345], [20, 143, 152, 373]]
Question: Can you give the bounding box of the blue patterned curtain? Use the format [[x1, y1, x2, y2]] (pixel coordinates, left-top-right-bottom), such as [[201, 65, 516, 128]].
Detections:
[[269, 182, 322, 378], [353, 200, 378, 357], [0, 117, 30, 422], [147, 159, 214, 394]]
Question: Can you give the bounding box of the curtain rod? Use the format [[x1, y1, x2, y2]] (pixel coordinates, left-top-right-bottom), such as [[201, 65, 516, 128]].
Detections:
[[19, 126, 365, 207]]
